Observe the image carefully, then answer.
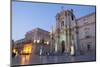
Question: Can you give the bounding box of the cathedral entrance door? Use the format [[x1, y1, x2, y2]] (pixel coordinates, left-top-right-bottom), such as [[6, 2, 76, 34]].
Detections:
[[61, 40, 65, 54]]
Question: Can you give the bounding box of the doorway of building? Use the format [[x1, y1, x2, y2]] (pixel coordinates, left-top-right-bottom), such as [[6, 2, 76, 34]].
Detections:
[[61, 40, 65, 54], [87, 44, 91, 51]]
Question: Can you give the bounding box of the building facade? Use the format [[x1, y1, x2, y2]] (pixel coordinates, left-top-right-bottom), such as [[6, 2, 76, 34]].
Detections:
[[25, 28, 50, 55], [14, 28, 50, 55], [50, 9, 79, 55], [51, 9, 96, 55], [77, 12, 96, 54], [25, 28, 50, 42]]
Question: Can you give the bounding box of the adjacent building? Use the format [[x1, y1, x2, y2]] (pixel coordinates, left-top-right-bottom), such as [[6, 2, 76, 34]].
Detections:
[[77, 12, 96, 54], [25, 28, 50, 55], [14, 28, 50, 55], [25, 28, 50, 42]]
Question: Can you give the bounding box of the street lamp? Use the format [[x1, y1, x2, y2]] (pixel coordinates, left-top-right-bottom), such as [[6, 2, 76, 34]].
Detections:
[[37, 40, 40, 43], [46, 41, 49, 45], [34, 40, 36, 43]]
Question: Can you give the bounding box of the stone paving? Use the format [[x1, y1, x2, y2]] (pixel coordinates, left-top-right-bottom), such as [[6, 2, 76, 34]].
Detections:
[[11, 53, 96, 66]]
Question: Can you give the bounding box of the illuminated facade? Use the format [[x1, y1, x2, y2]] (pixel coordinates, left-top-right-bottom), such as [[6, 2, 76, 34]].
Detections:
[[25, 28, 50, 55], [14, 28, 50, 55]]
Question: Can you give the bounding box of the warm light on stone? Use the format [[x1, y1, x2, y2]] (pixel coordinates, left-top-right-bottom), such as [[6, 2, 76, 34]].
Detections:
[[70, 45, 75, 55], [22, 43, 32, 54]]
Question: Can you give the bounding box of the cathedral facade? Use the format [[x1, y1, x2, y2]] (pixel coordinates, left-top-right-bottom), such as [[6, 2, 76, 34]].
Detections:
[[50, 9, 79, 55]]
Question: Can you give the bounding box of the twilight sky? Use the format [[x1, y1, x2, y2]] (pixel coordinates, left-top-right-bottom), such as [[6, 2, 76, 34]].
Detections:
[[12, 1, 96, 41]]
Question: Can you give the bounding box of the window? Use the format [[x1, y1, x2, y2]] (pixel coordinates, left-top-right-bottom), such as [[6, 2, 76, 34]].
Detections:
[[84, 22, 88, 25], [61, 21, 64, 27], [85, 31, 89, 38], [87, 43, 91, 51], [84, 28, 90, 38], [83, 18, 88, 25], [71, 13, 74, 20]]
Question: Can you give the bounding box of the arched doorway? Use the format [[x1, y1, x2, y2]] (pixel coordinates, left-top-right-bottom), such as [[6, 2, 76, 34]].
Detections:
[[61, 40, 65, 54]]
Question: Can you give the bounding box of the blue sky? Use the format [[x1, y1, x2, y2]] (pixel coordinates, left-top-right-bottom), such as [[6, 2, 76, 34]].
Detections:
[[12, 1, 96, 41]]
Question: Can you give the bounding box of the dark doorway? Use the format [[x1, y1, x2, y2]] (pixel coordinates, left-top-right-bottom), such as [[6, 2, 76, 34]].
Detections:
[[87, 44, 91, 51], [61, 40, 65, 54]]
